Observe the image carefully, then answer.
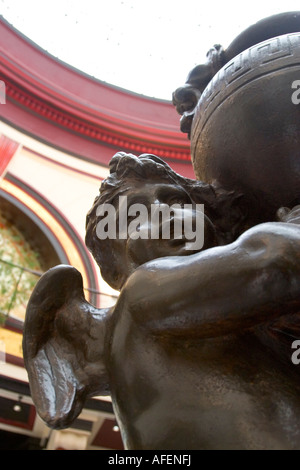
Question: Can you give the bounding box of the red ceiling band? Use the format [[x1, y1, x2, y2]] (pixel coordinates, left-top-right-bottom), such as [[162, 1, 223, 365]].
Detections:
[[0, 18, 191, 168]]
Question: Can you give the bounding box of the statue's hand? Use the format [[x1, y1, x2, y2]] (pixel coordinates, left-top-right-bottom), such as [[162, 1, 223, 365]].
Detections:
[[277, 206, 300, 225], [172, 86, 201, 136], [172, 85, 201, 116]]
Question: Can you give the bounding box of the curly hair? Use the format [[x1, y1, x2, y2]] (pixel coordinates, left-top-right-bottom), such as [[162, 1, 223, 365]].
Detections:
[[86, 152, 244, 290]]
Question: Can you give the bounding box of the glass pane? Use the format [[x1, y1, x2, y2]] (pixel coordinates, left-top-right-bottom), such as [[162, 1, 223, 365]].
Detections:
[[0, 213, 42, 324], [0, 263, 21, 316]]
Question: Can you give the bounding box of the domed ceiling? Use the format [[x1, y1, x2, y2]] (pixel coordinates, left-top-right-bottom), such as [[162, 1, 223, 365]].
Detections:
[[1, 0, 300, 100]]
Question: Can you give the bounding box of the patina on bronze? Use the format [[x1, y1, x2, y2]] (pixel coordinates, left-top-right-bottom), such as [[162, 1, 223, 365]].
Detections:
[[23, 13, 300, 450]]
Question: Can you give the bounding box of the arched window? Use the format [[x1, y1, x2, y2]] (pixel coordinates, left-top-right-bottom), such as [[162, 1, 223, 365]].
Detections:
[[0, 211, 43, 325]]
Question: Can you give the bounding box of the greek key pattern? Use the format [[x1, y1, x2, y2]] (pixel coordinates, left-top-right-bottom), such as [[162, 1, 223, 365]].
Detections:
[[191, 32, 300, 147], [200, 33, 300, 112]]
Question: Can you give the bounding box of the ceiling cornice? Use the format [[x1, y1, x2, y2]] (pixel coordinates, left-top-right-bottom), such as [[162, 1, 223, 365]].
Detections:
[[0, 18, 191, 164]]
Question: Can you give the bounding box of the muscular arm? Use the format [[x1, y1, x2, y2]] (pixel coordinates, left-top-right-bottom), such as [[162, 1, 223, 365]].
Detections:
[[123, 222, 300, 338]]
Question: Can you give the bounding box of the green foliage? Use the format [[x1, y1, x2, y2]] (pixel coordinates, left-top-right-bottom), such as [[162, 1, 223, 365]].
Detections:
[[0, 213, 42, 323]]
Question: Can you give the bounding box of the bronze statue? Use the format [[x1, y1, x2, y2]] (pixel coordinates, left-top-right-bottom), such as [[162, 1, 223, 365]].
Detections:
[[23, 13, 300, 449], [173, 11, 300, 138], [173, 11, 300, 226]]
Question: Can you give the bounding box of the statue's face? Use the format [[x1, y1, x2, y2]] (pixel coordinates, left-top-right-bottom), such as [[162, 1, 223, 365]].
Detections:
[[109, 181, 217, 275]]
